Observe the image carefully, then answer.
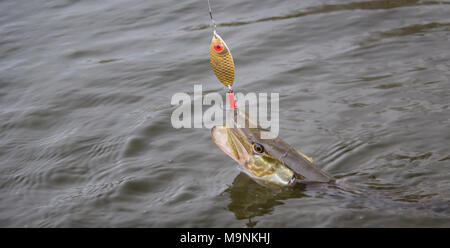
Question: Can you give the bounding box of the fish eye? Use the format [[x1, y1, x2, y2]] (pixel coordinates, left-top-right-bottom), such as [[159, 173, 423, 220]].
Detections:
[[214, 42, 223, 52], [252, 143, 265, 154]]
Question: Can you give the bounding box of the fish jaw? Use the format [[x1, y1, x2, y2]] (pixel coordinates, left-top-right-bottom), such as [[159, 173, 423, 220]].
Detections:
[[211, 126, 249, 167]]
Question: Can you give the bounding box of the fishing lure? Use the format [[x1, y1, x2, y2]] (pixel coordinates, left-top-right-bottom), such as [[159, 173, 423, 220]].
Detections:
[[208, 0, 236, 108]]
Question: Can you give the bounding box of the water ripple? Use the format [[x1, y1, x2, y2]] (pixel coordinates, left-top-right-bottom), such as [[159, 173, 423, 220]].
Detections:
[[185, 0, 449, 31]]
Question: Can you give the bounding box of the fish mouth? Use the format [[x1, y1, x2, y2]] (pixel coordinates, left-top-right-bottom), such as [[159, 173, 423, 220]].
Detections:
[[212, 125, 296, 186], [211, 126, 250, 167]]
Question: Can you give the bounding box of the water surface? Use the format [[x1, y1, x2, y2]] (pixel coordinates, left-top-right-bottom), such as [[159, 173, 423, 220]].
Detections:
[[1, 0, 449, 227]]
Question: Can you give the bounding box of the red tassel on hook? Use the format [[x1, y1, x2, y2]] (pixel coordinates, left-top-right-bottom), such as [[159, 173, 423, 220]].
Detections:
[[228, 88, 235, 109]]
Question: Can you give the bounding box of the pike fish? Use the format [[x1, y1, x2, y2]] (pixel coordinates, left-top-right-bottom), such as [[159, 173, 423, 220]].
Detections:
[[212, 108, 334, 186]]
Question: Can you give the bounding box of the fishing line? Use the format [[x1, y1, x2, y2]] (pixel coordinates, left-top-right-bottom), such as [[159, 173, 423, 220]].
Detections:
[[207, 0, 217, 34]]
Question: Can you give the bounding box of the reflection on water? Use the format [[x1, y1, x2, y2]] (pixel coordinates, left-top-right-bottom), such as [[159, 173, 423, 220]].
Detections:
[[224, 173, 450, 227], [223, 173, 372, 227], [224, 173, 307, 227]]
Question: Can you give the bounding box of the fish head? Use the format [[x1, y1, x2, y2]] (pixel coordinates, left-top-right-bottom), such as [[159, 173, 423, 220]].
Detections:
[[211, 108, 333, 186], [211, 109, 295, 186]]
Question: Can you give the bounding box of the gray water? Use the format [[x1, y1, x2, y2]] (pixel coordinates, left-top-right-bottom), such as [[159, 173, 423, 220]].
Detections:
[[1, 0, 450, 227]]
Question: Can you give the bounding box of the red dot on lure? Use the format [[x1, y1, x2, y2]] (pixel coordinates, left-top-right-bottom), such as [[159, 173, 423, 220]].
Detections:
[[214, 42, 223, 52]]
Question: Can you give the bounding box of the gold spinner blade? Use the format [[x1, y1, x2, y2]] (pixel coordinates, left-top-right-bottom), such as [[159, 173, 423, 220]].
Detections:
[[210, 32, 235, 87]]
